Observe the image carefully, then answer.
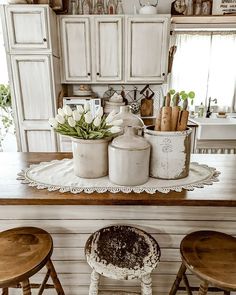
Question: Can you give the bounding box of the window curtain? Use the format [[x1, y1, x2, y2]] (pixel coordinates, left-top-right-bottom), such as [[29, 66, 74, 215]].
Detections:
[[170, 32, 236, 112]]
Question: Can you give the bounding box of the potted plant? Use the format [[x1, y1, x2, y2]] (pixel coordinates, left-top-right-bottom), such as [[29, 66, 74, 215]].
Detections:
[[0, 84, 15, 152], [49, 104, 122, 178]]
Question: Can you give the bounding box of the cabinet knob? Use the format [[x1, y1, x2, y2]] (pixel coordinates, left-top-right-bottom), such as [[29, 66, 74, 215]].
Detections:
[[96, 73, 100, 76], [162, 73, 165, 76], [88, 73, 91, 76], [43, 38, 47, 42]]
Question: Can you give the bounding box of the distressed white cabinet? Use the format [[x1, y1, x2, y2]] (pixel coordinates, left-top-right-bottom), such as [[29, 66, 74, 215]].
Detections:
[[10, 55, 58, 152], [126, 15, 170, 83], [1, 4, 60, 152], [59, 15, 170, 84], [93, 16, 123, 82], [60, 16, 92, 82]]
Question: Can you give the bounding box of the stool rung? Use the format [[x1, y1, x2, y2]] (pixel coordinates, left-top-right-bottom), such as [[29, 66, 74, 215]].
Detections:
[[179, 286, 226, 292], [99, 291, 141, 295], [12, 283, 54, 289]]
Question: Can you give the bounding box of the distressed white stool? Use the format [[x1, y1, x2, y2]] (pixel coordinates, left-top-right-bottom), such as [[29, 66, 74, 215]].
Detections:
[[85, 225, 161, 295]]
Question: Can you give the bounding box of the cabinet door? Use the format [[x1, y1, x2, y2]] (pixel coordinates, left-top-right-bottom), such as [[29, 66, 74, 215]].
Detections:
[[94, 16, 123, 82], [60, 17, 91, 82], [11, 55, 57, 152], [5, 6, 49, 51], [126, 16, 170, 83]]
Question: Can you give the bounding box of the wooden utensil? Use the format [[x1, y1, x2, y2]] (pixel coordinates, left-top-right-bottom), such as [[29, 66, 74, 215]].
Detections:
[[154, 96, 165, 131], [171, 93, 180, 131], [161, 92, 172, 131], [177, 99, 189, 131], [140, 85, 154, 117]]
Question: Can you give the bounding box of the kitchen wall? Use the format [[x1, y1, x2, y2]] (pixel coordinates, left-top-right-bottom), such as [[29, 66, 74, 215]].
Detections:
[[122, 0, 173, 14]]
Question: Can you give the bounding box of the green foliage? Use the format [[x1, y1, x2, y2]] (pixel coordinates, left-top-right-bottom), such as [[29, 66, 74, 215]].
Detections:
[[170, 89, 195, 106], [0, 84, 15, 151]]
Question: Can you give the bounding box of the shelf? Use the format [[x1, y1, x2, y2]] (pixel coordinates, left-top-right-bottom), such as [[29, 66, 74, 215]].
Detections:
[[172, 15, 236, 24]]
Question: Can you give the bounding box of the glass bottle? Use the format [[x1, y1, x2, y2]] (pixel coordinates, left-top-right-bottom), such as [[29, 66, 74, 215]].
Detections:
[[116, 0, 124, 14], [186, 0, 193, 15], [71, 0, 77, 14], [107, 0, 117, 14], [93, 0, 105, 14], [82, 0, 91, 14], [194, 0, 202, 15]]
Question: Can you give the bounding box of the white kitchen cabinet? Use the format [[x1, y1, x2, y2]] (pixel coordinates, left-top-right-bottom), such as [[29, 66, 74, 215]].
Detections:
[[126, 15, 170, 83], [5, 5, 58, 55], [10, 54, 58, 152], [93, 16, 123, 82], [60, 16, 92, 82]]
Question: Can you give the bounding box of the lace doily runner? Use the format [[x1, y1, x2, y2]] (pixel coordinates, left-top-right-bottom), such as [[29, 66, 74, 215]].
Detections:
[[17, 159, 220, 194]]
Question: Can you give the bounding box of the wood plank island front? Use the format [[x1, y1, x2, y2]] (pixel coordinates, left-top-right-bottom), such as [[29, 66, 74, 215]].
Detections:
[[1, 152, 236, 295]]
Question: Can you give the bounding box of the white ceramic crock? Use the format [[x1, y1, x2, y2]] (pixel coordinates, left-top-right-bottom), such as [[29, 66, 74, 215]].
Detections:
[[144, 126, 192, 180], [109, 127, 150, 186], [72, 137, 111, 178]]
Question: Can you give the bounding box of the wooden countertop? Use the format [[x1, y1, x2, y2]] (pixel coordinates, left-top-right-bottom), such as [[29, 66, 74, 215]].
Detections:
[[1, 152, 235, 206]]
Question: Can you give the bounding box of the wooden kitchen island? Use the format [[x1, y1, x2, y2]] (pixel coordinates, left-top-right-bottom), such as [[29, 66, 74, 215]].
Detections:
[[1, 153, 236, 295]]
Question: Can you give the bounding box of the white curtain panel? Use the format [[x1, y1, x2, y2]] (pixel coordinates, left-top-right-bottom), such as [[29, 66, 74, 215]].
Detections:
[[170, 32, 236, 111]]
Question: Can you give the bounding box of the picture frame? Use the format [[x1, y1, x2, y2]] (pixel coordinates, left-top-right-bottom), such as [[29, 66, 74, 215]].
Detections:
[[212, 0, 236, 15]]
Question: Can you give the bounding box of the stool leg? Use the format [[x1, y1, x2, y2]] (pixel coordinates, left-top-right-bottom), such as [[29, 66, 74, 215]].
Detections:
[[2, 288, 8, 295], [183, 273, 193, 295], [198, 282, 208, 295], [89, 270, 100, 295], [46, 259, 65, 295], [169, 263, 187, 295], [224, 291, 230, 295], [21, 279, 31, 295], [141, 274, 152, 295]]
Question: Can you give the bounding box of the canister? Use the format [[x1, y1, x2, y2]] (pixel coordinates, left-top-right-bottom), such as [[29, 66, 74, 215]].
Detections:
[[109, 127, 150, 186]]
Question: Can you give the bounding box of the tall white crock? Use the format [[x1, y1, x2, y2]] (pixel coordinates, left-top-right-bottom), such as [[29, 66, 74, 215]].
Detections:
[[72, 137, 111, 178], [109, 127, 150, 186], [144, 126, 192, 180]]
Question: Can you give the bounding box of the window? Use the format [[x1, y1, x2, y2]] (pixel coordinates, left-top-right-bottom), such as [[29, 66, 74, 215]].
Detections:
[[170, 31, 236, 112]]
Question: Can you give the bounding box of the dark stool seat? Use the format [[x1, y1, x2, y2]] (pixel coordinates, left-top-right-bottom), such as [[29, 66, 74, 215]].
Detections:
[[0, 227, 64, 295], [85, 225, 161, 295], [170, 230, 236, 295]]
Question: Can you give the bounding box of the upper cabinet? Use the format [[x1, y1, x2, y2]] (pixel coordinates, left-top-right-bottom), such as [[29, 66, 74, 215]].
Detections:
[[60, 16, 92, 82], [4, 5, 58, 55], [59, 15, 170, 84], [126, 16, 170, 83], [94, 16, 123, 82]]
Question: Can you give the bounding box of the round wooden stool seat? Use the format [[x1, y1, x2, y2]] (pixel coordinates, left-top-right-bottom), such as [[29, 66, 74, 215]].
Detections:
[[85, 225, 160, 280], [0, 227, 52, 287], [180, 230, 236, 290], [0, 226, 64, 295]]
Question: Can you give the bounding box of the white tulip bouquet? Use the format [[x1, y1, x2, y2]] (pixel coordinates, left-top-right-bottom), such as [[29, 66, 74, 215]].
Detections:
[[49, 103, 122, 140]]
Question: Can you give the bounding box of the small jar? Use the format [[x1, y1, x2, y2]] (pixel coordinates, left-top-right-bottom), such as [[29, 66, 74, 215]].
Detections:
[[109, 127, 150, 186]]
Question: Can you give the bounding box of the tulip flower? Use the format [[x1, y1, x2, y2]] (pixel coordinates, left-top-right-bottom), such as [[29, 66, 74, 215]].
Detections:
[[96, 107, 103, 117], [68, 117, 76, 127], [110, 119, 123, 126], [56, 114, 65, 124], [48, 117, 58, 128], [63, 105, 73, 116], [72, 110, 81, 121], [58, 108, 65, 117], [84, 101, 90, 112], [77, 105, 84, 113], [84, 112, 93, 124], [93, 116, 101, 127], [105, 110, 117, 124], [109, 126, 122, 134]]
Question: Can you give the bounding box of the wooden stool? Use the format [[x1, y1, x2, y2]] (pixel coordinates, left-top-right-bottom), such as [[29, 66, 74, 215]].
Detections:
[[85, 225, 161, 295], [0, 227, 64, 295], [170, 230, 236, 295]]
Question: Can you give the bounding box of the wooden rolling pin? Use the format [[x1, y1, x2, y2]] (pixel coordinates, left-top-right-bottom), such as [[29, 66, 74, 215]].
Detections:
[[161, 92, 172, 131], [171, 93, 180, 131], [154, 96, 165, 131], [177, 99, 189, 131]]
